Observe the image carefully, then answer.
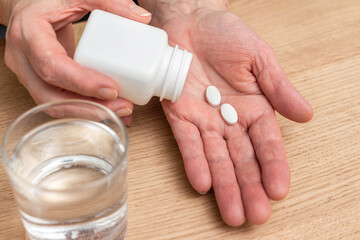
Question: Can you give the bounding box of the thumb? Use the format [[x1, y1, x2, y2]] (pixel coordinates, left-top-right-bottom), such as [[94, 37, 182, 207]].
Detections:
[[253, 41, 313, 123], [83, 0, 151, 24]]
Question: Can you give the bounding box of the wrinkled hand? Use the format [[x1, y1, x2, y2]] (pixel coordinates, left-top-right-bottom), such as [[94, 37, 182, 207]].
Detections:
[[4, 0, 151, 124], [157, 8, 313, 226]]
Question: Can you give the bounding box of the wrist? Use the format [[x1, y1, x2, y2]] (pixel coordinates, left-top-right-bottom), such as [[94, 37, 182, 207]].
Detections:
[[138, 0, 228, 26]]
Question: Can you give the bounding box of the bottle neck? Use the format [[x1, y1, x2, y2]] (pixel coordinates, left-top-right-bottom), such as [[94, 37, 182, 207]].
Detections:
[[154, 45, 193, 102]]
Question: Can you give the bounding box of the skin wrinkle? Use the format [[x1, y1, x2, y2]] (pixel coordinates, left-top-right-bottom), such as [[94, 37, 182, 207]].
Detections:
[[238, 177, 263, 189], [164, 82, 205, 124], [149, 0, 225, 26], [179, 16, 235, 95], [212, 180, 238, 191], [201, 127, 224, 142], [262, 65, 300, 120], [255, 139, 286, 165], [248, 107, 272, 130], [191, 12, 261, 95], [225, 128, 262, 184], [188, 29, 241, 95], [258, 52, 275, 91], [202, 59, 241, 95], [254, 44, 290, 110], [219, 63, 260, 94], [175, 127, 198, 146], [201, 116, 222, 135], [187, 15, 241, 96]]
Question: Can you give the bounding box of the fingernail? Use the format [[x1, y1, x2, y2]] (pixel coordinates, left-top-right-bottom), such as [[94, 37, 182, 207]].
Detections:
[[199, 191, 208, 195], [115, 108, 133, 117], [98, 88, 118, 100], [130, 4, 152, 17]]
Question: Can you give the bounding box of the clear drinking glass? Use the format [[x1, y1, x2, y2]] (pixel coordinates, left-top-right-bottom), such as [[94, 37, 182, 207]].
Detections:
[[2, 100, 128, 240]]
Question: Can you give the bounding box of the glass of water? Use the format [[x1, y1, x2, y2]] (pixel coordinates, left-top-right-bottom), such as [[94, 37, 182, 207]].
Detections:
[[2, 100, 128, 240]]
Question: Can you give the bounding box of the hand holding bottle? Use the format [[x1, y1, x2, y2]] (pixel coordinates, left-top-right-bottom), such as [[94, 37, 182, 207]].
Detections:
[[0, 0, 151, 125]]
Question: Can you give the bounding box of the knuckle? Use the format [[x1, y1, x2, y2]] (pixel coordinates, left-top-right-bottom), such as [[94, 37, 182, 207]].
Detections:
[[6, 23, 22, 45]]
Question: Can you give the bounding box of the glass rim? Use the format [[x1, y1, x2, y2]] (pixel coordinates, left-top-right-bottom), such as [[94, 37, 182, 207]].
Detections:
[[1, 99, 129, 193]]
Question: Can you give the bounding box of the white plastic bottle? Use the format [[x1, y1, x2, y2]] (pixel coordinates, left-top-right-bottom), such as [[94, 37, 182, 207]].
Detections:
[[74, 10, 193, 105]]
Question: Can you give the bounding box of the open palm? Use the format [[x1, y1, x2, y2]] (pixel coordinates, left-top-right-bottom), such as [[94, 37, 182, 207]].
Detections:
[[159, 9, 313, 226]]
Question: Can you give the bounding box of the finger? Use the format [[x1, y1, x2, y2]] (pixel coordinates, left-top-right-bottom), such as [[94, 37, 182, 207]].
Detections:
[[84, 0, 151, 23], [225, 125, 272, 225], [45, 95, 133, 123], [42, 98, 132, 127], [166, 117, 212, 194], [120, 115, 133, 127], [25, 23, 121, 100], [16, 56, 133, 120], [202, 131, 246, 226], [56, 24, 75, 58], [41, 88, 133, 120], [40, 88, 133, 121], [253, 41, 313, 123], [249, 111, 290, 200]]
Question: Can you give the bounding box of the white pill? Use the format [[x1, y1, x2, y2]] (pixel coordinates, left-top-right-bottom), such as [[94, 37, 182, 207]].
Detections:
[[206, 86, 221, 107], [221, 103, 238, 125]]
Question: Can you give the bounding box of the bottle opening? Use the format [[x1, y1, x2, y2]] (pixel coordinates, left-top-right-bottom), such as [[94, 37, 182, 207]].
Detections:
[[160, 45, 193, 102]]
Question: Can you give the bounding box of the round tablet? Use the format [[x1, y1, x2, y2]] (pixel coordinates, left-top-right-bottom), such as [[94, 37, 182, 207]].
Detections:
[[206, 86, 221, 107], [221, 103, 238, 125]]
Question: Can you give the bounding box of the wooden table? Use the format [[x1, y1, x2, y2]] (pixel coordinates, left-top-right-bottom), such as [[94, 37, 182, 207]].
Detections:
[[1, 0, 359, 239]]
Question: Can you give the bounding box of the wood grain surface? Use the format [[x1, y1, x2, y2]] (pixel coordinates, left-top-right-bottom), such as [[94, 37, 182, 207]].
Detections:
[[0, 0, 359, 239]]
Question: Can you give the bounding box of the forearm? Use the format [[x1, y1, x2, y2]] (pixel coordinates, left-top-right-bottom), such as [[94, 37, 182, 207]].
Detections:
[[138, 0, 228, 24]]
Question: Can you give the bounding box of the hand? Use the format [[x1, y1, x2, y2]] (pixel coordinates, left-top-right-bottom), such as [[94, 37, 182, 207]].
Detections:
[[153, 7, 313, 225], [3, 0, 152, 124]]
